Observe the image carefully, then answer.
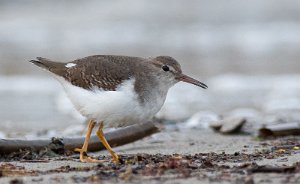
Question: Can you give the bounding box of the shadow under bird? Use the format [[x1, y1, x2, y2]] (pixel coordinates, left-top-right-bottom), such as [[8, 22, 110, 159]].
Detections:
[[30, 55, 207, 163]]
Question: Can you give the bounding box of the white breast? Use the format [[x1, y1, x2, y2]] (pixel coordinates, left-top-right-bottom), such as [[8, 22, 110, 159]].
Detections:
[[56, 77, 166, 127]]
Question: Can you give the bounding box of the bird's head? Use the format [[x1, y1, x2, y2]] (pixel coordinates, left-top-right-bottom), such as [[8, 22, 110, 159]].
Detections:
[[149, 56, 208, 89]]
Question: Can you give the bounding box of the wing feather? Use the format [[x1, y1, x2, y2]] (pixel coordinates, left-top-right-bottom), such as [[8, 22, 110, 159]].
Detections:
[[63, 55, 142, 91]]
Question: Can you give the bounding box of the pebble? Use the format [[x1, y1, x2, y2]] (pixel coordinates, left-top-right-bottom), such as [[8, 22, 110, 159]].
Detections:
[[210, 117, 246, 134]]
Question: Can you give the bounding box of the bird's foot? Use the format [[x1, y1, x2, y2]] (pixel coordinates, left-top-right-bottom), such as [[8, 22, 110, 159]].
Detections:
[[110, 151, 120, 163], [74, 148, 104, 163]]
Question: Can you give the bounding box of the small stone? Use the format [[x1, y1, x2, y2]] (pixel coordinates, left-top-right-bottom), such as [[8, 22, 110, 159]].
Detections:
[[209, 121, 223, 131], [9, 179, 23, 184], [276, 149, 286, 153], [244, 177, 255, 184], [220, 117, 246, 134], [210, 117, 246, 134], [234, 152, 240, 156]]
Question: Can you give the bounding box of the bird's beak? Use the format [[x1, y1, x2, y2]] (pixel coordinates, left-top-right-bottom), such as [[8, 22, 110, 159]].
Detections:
[[176, 74, 208, 89]]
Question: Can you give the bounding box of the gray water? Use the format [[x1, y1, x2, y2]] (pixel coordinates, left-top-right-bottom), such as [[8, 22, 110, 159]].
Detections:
[[1, 0, 300, 76], [1, 74, 300, 138]]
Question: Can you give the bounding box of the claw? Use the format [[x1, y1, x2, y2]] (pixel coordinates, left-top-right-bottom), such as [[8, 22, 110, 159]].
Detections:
[[74, 148, 104, 163]]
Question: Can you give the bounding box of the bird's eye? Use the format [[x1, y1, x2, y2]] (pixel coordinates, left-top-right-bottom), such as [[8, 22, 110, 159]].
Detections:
[[162, 65, 169, 71]]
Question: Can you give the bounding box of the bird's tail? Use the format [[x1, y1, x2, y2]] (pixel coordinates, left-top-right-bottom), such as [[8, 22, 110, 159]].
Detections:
[[29, 57, 65, 75]]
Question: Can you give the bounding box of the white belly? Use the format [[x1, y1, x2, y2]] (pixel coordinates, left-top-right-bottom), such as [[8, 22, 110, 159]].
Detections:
[[57, 77, 165, 127]]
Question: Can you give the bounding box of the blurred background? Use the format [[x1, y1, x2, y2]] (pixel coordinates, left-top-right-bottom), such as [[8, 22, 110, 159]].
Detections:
[[1, 0, 300, 138]]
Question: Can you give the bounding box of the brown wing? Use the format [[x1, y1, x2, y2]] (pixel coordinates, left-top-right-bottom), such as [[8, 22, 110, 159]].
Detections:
[[31, 55, 144, 91]]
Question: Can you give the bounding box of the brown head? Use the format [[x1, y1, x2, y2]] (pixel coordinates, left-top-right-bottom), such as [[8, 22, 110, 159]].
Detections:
[[149, 56, 208, 89]]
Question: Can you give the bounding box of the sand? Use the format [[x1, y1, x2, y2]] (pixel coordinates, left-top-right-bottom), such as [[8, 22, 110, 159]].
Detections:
[[0, 127, 299, 184]]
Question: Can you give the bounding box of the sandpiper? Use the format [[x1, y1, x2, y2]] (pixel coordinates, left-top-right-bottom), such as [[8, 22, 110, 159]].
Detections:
[[30, 55, 207, 163]]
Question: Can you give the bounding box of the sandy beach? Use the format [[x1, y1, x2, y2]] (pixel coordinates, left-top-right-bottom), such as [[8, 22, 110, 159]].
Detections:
[[0, 125, 299, 184]]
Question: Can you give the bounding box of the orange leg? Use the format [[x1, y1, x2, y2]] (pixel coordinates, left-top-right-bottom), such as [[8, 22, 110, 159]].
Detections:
[[96, 122, 119, 163], [74, 120, 103, 163]]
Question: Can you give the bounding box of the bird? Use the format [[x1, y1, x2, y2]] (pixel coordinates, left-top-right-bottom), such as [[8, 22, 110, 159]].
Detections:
[[30, 55, 207, 163]]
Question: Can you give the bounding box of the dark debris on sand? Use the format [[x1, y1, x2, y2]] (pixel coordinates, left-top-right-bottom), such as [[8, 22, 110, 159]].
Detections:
[[0, 137, 299, 183], [70, 151, 300, 183]]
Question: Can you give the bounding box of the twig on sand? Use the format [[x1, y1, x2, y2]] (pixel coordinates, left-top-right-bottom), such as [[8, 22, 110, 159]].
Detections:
[[0, 122, 159, 155], [259, 122, 300, 137], [249, 165, 297, 173]]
